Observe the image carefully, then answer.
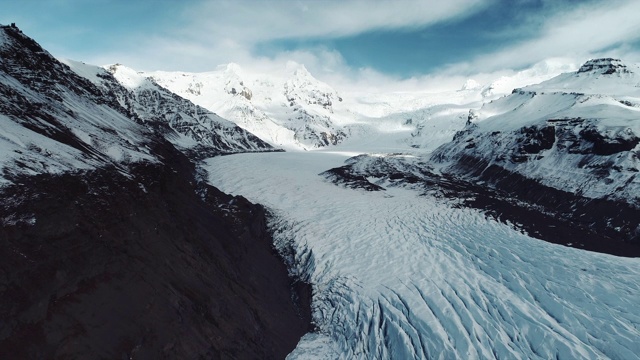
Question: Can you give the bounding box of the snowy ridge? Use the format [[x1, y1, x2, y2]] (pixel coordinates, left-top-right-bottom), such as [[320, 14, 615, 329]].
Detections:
[[0, 26, 156, 185], [205, 151, 640, 359], [281, 65, 348, 147], [475, 59, 577, 98], [147, 60, 575, 152], [62, 61, 273, 156], [0, 25, 273, 186], [432, 59, 640, 207]]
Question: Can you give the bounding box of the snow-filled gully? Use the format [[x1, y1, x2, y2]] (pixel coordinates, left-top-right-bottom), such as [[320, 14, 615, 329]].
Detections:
[[205, 151, 640, 360]]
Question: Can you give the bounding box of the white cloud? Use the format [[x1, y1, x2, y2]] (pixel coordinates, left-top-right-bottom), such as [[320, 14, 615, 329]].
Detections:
[[183, 0, 489, 42], [81, 0, 490, 71], [442, 0, 640, 74], [79, 0, 640, 96]]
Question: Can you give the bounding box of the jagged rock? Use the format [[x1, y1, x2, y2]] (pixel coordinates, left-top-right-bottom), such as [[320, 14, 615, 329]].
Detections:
[[100, 63, 273, 157], [577, 58, 631, 75]]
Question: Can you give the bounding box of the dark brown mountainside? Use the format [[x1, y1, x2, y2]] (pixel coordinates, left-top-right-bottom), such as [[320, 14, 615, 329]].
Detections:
[[0, 142, 312, 359], [0, 24, 310, 359]]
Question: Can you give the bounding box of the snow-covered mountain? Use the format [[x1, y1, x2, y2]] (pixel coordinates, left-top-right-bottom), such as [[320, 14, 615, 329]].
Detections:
[[394, 59, 578, 150], [329, 58, 640, 247], [428, 58, 640, 242], [0, 26, 272, 186], [145, 59, 576, 152], [147, 63, 352, 149], [472, 58, 578, 98], [434, 58, 640, 199], [0, 25, 158, 184], [63, 60, 273, 158]]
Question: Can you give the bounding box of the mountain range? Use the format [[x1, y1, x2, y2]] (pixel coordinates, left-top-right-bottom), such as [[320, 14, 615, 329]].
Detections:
[[1, 24, 639, 359]]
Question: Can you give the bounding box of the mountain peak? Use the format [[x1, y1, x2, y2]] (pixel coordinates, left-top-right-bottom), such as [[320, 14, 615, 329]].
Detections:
[[106, 63, 152, 89], [577, 58, 631, 75], [293, 66, 311, 78]]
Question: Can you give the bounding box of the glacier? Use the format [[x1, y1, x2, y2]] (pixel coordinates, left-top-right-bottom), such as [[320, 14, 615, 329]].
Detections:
[[199, 58, 640, 359], [205, 150, 640, 359]]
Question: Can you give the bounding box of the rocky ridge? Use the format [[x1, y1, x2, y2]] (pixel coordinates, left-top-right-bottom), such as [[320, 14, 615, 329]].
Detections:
[[65, 60, 274, 159]]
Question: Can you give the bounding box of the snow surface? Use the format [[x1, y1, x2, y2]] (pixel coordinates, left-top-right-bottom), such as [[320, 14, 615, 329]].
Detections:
[[205, 150, 640, 359], [60, 59, 106, 86], [0, 114, 94, 180]]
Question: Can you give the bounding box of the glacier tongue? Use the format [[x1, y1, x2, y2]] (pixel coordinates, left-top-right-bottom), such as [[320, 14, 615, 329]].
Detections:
[[205, 151, 640, 359]]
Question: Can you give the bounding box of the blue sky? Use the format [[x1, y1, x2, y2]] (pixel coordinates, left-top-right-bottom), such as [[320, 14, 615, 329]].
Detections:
[[2, 0, 640, 88]]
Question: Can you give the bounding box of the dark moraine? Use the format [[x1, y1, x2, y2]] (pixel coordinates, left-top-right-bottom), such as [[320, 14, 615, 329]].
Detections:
[[0, 142, 312, 359], [448, 154, 640, 257]]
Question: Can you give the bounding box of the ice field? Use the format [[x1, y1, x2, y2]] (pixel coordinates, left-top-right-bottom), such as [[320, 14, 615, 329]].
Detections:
[[205, 151, 640, 359]]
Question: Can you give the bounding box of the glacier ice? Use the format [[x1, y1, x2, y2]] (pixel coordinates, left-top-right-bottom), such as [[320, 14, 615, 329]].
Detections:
[[205, 151, 640, 359]]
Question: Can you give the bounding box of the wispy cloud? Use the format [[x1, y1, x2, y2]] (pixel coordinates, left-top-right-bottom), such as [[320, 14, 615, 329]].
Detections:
[[83, 0, 491, 71], [70, 0, 640, 94], [184, 0, 489, 42], [443, 0, 640, 74]]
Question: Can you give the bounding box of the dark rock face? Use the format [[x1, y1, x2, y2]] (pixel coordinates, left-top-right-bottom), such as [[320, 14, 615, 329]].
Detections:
[[450, 154, 640, 253], [578, 126, 639, 155], [577, 58, 631, 75], [519, 125, 556, 154], [510, 125, 556, 163], [0, 143, 311, 359], [321, 166, 386, 191]]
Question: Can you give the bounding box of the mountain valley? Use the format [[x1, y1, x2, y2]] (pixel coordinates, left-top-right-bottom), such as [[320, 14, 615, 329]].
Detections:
[[1, 24, 639, 359]]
